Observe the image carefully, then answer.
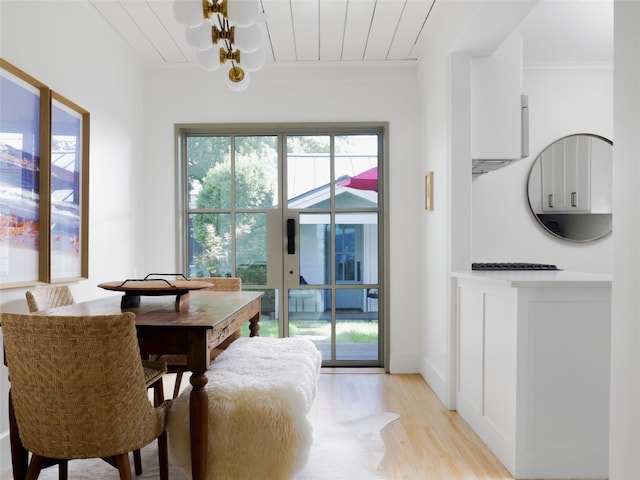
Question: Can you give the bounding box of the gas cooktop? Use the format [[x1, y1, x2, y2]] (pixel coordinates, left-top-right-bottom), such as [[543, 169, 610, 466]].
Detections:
[[471, 263, 560, 271]]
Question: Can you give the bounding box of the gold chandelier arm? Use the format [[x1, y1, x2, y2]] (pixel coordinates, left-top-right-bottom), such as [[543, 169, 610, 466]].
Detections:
[[212, 25, 234, 44], [203, 0, 228, 20], [219, 47, 240, 64]]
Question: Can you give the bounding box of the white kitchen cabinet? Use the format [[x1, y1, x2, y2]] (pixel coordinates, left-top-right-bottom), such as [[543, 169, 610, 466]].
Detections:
[[453, 270, 611, 479], [540, 135, 592, 212], [472, 29, 527, 162]]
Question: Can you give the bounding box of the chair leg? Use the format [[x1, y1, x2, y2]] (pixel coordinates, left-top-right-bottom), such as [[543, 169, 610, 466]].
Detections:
[[172, 371, 183, 399], [133, 449, 142, 475], [158, 430, 170, 480], [114, 453, 133, 480], [9, 391, 29, 480], [25, 454, 45, 480], [153, 377, 170, 480], [58, 460, 68, 480], [154, 377, 165, 407], [133, 377, 165, 477]]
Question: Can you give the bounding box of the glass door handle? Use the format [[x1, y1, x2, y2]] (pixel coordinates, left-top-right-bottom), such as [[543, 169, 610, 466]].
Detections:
[[287, 218, 295, 254]]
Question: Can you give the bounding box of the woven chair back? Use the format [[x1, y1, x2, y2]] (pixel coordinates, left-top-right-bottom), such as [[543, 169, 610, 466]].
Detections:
[[25, 285, 75, 312], [1, 312, 166, 459], [199, 277, 242, 292]]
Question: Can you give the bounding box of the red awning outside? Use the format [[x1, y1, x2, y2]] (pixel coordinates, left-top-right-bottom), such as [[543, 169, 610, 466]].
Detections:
[[339, 166, 378, 192]]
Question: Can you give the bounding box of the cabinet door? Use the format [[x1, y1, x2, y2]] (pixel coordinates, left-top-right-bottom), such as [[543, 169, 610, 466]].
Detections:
[[540, 141, 565, 212], [458, 286, 485, 415], [471, 31, 523, 160], [483, 291, 517, 442], [540, 136, 591, 212], [563, 135, 591, 212]]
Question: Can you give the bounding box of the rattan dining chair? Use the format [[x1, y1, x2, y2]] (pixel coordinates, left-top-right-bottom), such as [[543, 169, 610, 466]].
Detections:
[[24, 285, 168, 476], [1, 312, 172, 480], [155, 277, 243, 398], [25, 286, 166, 399], [25, 285, 75, 313]]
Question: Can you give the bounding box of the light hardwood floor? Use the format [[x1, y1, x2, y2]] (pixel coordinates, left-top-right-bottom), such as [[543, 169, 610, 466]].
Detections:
[[0, 371, 513, 480], [312, 369, 514, 480]]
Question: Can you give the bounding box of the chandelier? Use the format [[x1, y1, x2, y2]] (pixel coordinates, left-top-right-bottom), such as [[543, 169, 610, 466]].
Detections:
[[173, 0, 265, 92]]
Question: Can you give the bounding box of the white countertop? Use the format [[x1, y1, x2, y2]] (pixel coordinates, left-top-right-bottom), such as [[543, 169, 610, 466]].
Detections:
[[452, 270, 612, 288]]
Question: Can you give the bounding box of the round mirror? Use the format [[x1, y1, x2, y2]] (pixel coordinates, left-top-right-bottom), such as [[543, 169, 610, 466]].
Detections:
[[527, 133, 612, 242]]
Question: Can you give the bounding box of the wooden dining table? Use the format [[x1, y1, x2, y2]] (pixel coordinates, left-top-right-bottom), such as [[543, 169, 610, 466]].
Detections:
[[7, 289, 263, 480]]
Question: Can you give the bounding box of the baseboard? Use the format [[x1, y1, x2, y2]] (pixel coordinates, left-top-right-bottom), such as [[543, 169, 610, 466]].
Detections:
[[421, 356, 453, 409], [321, 367, 385, 374], [388, 352, 419, 374]]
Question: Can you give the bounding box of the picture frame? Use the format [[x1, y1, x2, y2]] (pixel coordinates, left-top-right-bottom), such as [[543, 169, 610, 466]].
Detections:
[[48, 91, 89, 282], [425, 171, 434, 211], [0, 59, 50, 288], [0, 59, 90, 289]]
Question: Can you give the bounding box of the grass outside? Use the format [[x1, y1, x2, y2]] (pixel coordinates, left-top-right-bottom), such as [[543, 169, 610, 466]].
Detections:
[[242, 319, 378, 343]]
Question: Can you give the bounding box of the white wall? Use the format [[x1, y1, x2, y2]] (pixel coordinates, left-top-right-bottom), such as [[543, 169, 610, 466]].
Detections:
[[416, 0, 537, 409], [610, 1, 640, 477], [142, 63, 423, 373], [417, 1, 639, 479], [417, 50, 473, 407], [0, 1, 147, 304], [417, 0, 613, 414], [472, 66, 613, 273], [0, 1, 145, 474]]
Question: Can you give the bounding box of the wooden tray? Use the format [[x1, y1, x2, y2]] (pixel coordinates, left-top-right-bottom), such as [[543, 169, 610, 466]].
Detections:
[[98, 275, 213, 310]]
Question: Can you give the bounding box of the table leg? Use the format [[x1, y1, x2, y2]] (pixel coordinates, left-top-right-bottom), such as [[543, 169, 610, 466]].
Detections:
[[249, 311, 260, 337], [9, 390, 28, 480], [189, 371, 209, 480]]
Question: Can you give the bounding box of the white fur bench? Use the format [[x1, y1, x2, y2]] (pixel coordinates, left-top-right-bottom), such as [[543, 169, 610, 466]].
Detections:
[[167, 337, 322, 480]]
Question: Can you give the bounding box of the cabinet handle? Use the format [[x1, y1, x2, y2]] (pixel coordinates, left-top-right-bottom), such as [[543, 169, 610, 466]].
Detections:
[[571, 192, 578, 207], [548, 194, 554, 208]]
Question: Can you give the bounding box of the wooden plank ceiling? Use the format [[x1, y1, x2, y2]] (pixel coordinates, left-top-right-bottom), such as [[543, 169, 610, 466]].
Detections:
[[88, 0, 436, 66]]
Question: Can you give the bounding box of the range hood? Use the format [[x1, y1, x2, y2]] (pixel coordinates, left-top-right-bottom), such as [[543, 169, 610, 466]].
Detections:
[[472, 95, 529, 177]]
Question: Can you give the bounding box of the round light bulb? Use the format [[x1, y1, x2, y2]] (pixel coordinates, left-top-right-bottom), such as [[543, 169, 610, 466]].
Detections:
[[226, 66, 250, 92], [185, 23, 214, 50], [239, 47, 265, 72], [196, 47, 222, 71], [173, 0, 206, 27], [233, 24, 262, 53], [226, 0, 261, 27]]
